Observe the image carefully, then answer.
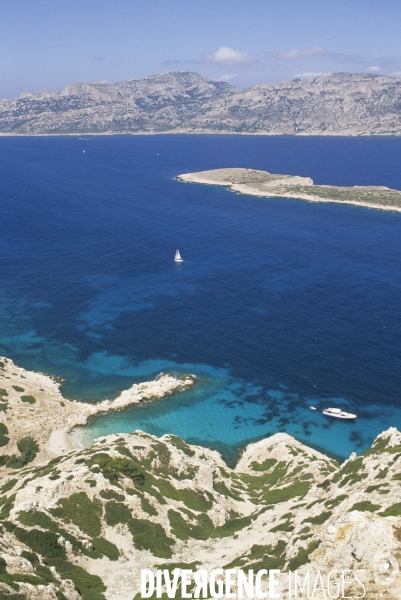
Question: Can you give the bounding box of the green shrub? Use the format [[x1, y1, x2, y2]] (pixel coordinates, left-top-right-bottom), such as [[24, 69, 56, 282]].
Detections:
[[213, 514, 254, 538], [14, 527, 67, 569], [104, 501, 132, 526], [35, 564, 58, 584], [339, 473, 368, 487], [0, 478, 17, 493], [0, 573, 47, 587], [12, 386, 24, 392], [263, 481, 310, 504], [59, 565, 106, 600], [0, 493, 16, 518], [128, 518, 174, 559], [213, 480, 243, 502], [0, 403, 8, 412], [379, 503, 401, 517], [303, 511, 332, 525], [242, 462, 288, 492], [21, 550, 39, 564], [166, 435, 195, 457], [115, 445, 135, 459], [0, 558, 6, 574], [0, 423, 9, 447], [366, 484, 382, 493], [154, 478, 212, 512], [0, 389, 8, 397], [225, 541, 287, 572], [88, 454, 144, 486], [287, 540, 321, 570], [307, 499, 325, 509], [7, 436, 39, 469], [20, 395, 36, 404], [270, 520, 292, 533], [141, 495, 157, 516], [168, 509, 211, 541], [99, 489, 125, 501], [18, 510, 95, 558], [52, 492, 102, 537], [376, 468, 388, 479], [325, 494, 348, 509], [92, 537, 120, 561], [351, 501, 381, 512]]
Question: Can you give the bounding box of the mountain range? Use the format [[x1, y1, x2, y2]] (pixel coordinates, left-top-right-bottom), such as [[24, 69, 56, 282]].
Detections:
[[1, 71, 401, 136]]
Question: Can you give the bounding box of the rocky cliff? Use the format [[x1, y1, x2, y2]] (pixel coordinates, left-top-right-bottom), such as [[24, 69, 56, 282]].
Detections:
[[1, 71, 401, 136], [0, 420, 400, 597], [0, 359, 399, 599]]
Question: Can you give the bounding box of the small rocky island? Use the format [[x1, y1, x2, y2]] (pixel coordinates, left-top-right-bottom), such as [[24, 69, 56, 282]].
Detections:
[[0, 358, 400, 599], [177, 168, 401, 212]]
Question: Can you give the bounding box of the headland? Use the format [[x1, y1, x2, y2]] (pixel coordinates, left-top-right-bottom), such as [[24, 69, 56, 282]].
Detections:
[[0, 356, 195, 464]]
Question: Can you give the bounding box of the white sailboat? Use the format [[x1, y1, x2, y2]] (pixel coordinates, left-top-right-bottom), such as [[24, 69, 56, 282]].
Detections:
[[174, 249, 183, 263]]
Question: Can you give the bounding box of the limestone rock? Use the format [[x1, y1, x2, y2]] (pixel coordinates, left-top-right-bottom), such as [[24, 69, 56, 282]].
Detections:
[[1, 71, 401, 135]]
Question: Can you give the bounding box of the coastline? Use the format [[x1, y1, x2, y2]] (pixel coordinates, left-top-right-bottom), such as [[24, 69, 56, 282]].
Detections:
[[2, 131, 401, 137], [177, 168, 401, 213], [0, 356, 196, 465]]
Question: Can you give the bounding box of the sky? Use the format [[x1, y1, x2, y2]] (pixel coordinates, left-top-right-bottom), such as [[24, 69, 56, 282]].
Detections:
[[1, 0, 401, 98]]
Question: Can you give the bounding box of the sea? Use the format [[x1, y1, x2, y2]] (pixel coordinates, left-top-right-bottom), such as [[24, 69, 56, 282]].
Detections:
[[0, 134, 400, 466]]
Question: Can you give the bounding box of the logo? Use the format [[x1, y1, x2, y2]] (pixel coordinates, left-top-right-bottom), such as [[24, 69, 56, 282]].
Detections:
[[372, 552, 399, 585]]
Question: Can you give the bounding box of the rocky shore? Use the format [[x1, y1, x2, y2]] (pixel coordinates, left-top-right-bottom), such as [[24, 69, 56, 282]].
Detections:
[[177, 167, 401, 212], [0, 356, 195, 465]]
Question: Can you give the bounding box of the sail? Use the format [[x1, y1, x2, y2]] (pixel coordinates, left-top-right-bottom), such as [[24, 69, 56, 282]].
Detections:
[[174, 249, 183, 262]]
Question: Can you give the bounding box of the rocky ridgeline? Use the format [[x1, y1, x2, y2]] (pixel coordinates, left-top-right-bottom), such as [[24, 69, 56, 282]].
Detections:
[[0, 425, 399, 599], [1, 71, 401, 135]]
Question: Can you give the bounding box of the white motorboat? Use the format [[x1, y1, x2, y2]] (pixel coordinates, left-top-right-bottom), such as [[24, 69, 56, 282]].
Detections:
[[322, 407, 357, 420], [174, 249, 183, 263]]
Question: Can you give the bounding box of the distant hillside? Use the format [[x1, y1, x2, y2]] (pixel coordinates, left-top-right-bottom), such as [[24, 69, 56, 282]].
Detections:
[[1, 71, 401, 135]]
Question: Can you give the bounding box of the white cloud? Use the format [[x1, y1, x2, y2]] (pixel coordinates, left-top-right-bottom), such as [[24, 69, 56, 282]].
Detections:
[[206, 46, 256, 64], [294, 72, 325, 79], [275, 46, 326, 60], [367, 65, 380, 72], [214, 73, 239, 82]]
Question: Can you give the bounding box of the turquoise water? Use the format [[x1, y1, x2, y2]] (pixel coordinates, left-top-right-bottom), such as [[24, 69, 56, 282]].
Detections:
[[1, 135, 401, 464]]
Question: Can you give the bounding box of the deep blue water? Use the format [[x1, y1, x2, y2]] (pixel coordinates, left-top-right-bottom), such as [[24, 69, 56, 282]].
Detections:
[[0, 135, 401, 465]]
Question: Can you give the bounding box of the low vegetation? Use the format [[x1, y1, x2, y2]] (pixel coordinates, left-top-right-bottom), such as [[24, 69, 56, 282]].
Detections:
[[351, 501, 381, 512], [287, 540, 321, 571], [0, 423, 9, 447], [7, 436, 39, 469], [52, 492, 102, 537], [20, 395, 36, 404]]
